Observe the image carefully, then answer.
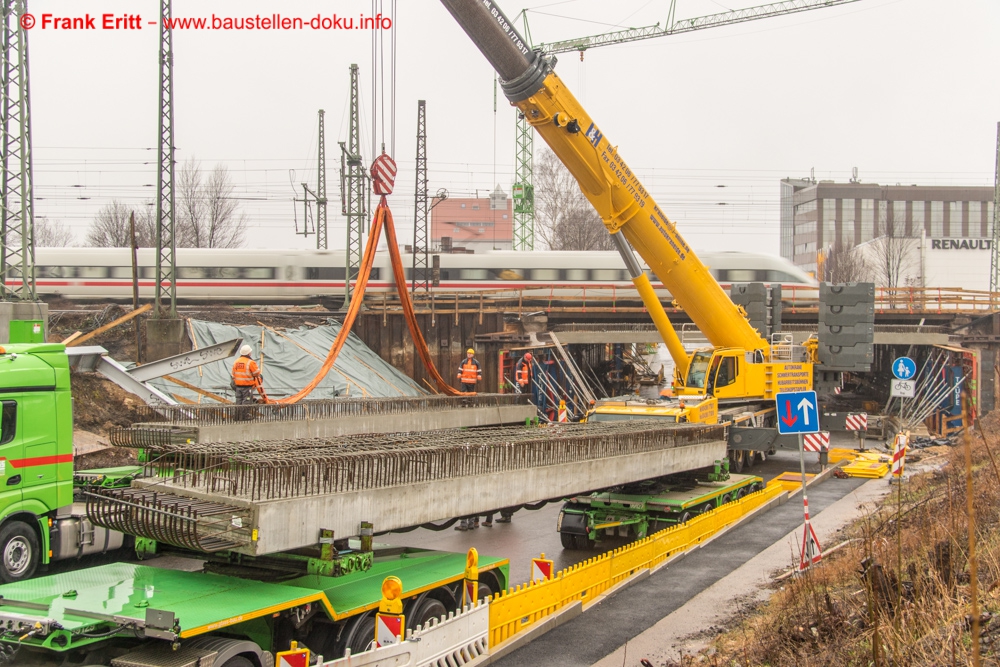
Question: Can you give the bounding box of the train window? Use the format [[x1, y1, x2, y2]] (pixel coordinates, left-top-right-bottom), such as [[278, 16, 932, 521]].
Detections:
[[460, 269, 488, 280], [37, 266, 65, 278], [591, 269, 622, 281], [566, 269, 587, 281], [492, 269, 523, 281], [243, 268, 274, 280], [766, 270, 798, 283], [178, 267, 207, 279], [110, 267, 136, 279], [727, 270, 756, 282], [306, 267, 346, 280], [530, 269, 559, 281], [77, 267, 109, 278]]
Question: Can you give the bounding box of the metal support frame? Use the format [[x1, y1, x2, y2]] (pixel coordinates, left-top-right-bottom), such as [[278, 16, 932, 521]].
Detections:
[[154, 0, 176, 317], [412, 100, 429, 293], [340, 63, 366, 310], [991, 122, 999, 293], [512, 112, 534, 251], [0, 0, 34, 301], [315, 109, 328, 250]]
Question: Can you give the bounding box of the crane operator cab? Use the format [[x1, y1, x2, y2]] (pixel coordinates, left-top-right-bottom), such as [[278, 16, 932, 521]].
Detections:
[[678, 344, 811, 402]]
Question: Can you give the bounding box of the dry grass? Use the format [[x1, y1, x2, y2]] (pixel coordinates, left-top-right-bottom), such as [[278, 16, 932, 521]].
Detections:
[[666, 409, 1000, 667]]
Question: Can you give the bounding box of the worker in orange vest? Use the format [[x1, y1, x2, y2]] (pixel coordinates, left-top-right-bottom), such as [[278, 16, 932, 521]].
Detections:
[[232, 344, 263, 404], [515, 352, 533, 393], [457, 348, 482, 392]]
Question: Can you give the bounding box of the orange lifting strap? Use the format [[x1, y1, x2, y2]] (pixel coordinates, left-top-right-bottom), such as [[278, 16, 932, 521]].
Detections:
[[277, 196, 465, 404]]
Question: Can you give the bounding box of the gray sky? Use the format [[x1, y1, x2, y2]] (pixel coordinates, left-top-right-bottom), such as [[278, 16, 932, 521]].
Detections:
[[28, 0, 1000, 253]]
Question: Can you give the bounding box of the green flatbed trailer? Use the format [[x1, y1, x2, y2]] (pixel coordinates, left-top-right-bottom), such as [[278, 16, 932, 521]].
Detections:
[[0, 545, 508, 665], [557, 465, 764, 549]]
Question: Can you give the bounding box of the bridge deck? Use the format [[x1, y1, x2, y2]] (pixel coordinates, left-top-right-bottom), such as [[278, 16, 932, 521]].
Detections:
[[90, 421, 726, 556]]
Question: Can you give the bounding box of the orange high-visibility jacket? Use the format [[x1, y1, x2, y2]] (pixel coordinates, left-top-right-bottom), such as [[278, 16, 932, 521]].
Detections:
[[232, 355, 262, 387], [516, 359, 531, 386], [458, 359, 481, 384]]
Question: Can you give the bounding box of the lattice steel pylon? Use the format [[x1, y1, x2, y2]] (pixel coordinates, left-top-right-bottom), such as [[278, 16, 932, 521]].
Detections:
[[339, 64, 366, 310], [0, 0, 35, 301], [412, 100, 429, 293], [315, 109, 328, 250], [991, 122, 1000, 294], [154, 0, 176, 317], [512, 112, 534, 251]]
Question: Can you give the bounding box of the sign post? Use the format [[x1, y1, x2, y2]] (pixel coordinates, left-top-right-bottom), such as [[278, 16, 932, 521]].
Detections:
[[776, 390, 823, 571]]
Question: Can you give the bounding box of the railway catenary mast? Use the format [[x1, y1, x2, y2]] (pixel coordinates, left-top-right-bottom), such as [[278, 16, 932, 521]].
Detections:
[[439, 0, 772, 385]]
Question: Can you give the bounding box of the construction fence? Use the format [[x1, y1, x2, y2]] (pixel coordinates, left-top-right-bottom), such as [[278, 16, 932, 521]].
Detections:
[[486, 481, 785, 647], [313, 480, 786, 666]]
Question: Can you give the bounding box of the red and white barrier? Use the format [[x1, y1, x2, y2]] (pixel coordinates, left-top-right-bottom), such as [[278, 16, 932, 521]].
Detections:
[[845, 413, 868, 431], [803, 432, 831, 452]]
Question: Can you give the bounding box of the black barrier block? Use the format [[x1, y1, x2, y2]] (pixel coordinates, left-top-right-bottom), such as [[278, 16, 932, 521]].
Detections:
[[820, 282, 875, 306]]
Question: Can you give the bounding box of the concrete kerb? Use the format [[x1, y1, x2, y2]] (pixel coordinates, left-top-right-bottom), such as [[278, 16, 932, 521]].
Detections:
[[475, 480, 794, 664]]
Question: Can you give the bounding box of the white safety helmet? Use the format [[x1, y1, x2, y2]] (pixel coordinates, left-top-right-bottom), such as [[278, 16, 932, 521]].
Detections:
[[240, 344, 253, 356]]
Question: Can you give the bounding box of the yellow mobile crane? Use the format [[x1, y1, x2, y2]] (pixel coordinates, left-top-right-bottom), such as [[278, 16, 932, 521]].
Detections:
[[440, 0, 814, 426]]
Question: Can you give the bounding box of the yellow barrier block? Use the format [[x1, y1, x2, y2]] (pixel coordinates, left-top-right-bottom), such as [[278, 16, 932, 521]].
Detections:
[[842, 460, 889, 478], [769, 472, 815, 494], [828, 448, 889, 464], [487, 483, 785, 647]]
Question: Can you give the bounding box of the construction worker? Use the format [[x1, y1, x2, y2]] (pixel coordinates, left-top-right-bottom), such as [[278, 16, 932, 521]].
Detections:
[[515, 352, 533, 393], [457, 348, 482, 392], [232, 344, 263, 405]]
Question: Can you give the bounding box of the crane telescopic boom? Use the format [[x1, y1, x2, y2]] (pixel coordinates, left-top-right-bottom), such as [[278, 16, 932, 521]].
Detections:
[[439, 0, 770, 382]]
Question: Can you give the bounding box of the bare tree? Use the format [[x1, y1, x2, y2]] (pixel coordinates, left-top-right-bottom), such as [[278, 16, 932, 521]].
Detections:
[[177, 159, 247, 248], [535, 148, 614, 251], [86, 200, 156, 247], [823, 241, 868, 283], [867, 212, 917, 291], [35, 219, 76, 247]]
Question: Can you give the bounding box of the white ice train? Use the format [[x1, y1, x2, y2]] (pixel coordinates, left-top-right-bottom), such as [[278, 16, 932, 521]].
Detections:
[[31, 247, 817, 303]]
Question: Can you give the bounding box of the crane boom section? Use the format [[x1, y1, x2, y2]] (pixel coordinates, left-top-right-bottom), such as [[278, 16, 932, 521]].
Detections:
[[517, 72, 768, 354]]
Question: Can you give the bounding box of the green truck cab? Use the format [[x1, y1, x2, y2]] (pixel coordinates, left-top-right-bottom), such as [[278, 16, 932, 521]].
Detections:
[[0, 343, 130, 583]]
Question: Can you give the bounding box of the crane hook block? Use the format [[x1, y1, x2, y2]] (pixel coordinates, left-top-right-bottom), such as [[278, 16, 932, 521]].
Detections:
[[371, 154, 398, 195]]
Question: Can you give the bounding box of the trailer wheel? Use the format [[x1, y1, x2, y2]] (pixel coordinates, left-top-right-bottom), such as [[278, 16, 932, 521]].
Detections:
[[560, 531, 577, 549], [677, 511, 693, 524], [735, 487, 747, 501], [219, 658, 254, 667], [730, 451, 744, 474], [698, 503, 714, 515], [342, 613, 377, 656], [0, 521, 39, 583], [410, 597, 447, 627], [744, 451, 755, 470]]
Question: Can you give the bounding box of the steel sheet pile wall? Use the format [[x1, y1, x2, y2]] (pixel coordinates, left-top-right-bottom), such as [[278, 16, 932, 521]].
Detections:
[[113, 421, 724, 502]]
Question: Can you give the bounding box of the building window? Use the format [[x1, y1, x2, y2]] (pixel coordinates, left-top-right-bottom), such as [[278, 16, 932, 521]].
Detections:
[[794, 201, 817, 215], [948, 201, 962, 237], [930, 201, 944, 237], [502, 214, 508, 219], [913, 201, 926, 235], [472, 205, 479, 210], [969, 202, 982, 237], [860, 199, 874, 241], [841, 220, 855, 247], [795, 220, 816, 235]]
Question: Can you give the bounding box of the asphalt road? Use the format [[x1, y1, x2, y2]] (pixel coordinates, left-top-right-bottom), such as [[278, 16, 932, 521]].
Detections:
[[491, 474, 868, 667], [382, 446, 841, 587]]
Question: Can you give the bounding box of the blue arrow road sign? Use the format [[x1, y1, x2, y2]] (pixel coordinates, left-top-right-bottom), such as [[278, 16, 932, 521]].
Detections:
[[892, 357, 916, 380], [775, 390, 820, 435]]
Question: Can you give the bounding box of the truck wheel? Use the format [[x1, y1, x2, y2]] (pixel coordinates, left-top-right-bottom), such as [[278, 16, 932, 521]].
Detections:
[[343, 614, 377, 655], [0, 521, 39, 583], [730, 451, 744, 473], [560, 531, 577, 549], [410, 597, 447, 627], [219, 658, 254, 667]]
